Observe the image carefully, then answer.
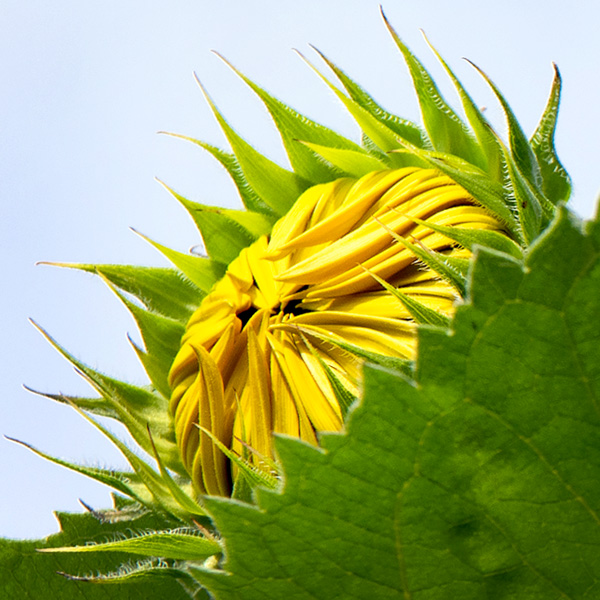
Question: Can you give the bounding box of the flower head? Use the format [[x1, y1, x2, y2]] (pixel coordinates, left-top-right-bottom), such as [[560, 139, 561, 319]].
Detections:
[[169, 166, 506, 495]]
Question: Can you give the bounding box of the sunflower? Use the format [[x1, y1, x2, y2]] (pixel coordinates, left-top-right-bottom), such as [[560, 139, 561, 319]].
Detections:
[[25, 14, 569, 516], [169, 166, 509, 495]]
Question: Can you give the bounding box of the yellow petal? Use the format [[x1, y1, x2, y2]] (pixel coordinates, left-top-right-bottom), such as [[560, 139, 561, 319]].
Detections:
[[301, 283, 456, 320], [268, 170, 411, 256], [276, 332, 342, 432], [267, 182, 336, 254], [244, 325, 273, 460], [190, 344, 230, 497], [277, 188, 474, 286], [279, 311, 417, 358]]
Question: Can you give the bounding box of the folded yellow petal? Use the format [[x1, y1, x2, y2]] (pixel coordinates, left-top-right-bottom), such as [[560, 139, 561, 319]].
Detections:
[[268, 170, 411, 256], [268, 333, 318, 445], [267, 178, 355, 257], [245, 324, 273, 459], [278, 335, 342, 432], [191, 344, 230, 497], [277, 311, 417, 358], [277, 189, 476, 286]]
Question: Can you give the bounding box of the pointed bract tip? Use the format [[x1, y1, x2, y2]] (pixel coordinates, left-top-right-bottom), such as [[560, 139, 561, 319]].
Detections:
[[419, 29, 436, 52], [22, 384, 44, 397], [307, 44, 328, 63], [463, 57, 490, 81], [463, 57, 480, 71], [35, 261, 80, 271], [212, 51, 243, 78], [129, 227, 154, 245], [293, 47, 307, 61], [155, 178, 181, 199], [211, 49, 229, 65], [380, 7, 398, 36], [35, 260, 69, 269], [56, 571, 88, 582], [79, 498, 94, 512], [126, 332, 143, 352], [193, 72, 209, 96]]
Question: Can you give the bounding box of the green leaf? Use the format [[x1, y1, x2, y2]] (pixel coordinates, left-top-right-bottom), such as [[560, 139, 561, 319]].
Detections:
[[392, 143, 520, 238], [41, 263, 203, 323], [134, 229, 226, 293], [146, 428, 208, 518], [299, 52, 406, 157], [104, 281, 185, 399], [295, 332, 358, 419], [313, 47, 428, 149], [316, 360, 357, 418], [500, 143, 545, 244], [191, 204, 600, 599], [375, 221, 467, 295], [406, 215, 524, 259], [7, 437, 155, 507], [67, 404, 204, 521], [275, 323, 415, 378], [31, 321, 182, 474], [197, 426, 279, 492], [363, 266, 452, 327], [160, 181, 274, 264], [467, 59, 543, 192], [530, 64, 572, 205], [196, 78, 309, 216], [383, 14, 485, 167], [300, 141, 390, 177], [0, 506, 191, 600], [216, 53, 360, 184], [23, 387, 116, 420], [421, 33, 504, 179], [161, 132, 272, 215], [44, 530, 221, 562]]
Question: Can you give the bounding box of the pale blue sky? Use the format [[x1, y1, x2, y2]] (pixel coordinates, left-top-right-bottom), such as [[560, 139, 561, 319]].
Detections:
[[2, 1, 599, 539]]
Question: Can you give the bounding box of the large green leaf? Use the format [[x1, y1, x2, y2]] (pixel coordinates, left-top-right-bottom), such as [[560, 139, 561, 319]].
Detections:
[[191, 204, 600, 599], [0, 505, 194, 600]]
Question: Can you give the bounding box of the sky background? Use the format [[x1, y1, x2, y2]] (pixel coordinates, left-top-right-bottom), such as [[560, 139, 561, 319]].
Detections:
[[2, 1, 599, 539]]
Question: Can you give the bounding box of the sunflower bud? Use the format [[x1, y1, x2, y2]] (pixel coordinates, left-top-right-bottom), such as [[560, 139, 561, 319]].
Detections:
[[169, 166, 507, 495], [27, 19, 567, 517]]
